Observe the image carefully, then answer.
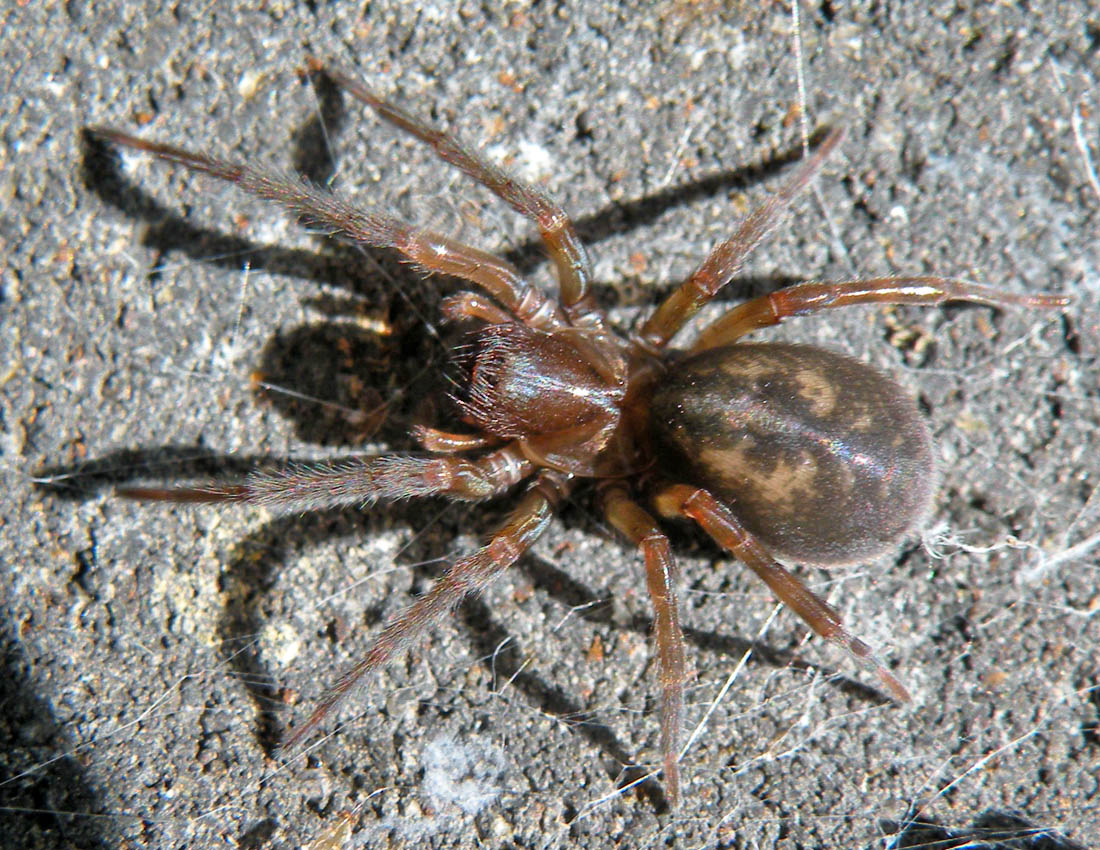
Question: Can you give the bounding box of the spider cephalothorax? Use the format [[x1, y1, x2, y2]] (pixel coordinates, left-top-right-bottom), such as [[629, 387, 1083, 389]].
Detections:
[[88, 59, 1067, 805]]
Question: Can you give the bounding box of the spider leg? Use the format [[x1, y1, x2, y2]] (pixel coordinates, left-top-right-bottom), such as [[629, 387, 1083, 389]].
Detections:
[[316, 60, 601, 327], [639, 128, 845, 348], [86, 127, 569, 331], [411, 425, 504, 454], [439, 291, 515, 325], [654, 484, 911, 703], [283, 470, 568, 749], [118, 444, 533, 511], [602, 483, 687, 808], [691, 276, 1071, 351]]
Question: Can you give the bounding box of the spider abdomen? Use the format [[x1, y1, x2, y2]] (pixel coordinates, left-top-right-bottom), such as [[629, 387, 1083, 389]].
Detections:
[[649, 342, 935, 567]]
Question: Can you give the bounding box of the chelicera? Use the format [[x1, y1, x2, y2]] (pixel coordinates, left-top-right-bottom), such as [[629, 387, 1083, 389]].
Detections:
[[88, 59, 1068, 806]]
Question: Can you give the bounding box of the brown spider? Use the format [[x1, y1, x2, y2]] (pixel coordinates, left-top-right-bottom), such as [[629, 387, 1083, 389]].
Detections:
[[87, 59, 1068, 806]]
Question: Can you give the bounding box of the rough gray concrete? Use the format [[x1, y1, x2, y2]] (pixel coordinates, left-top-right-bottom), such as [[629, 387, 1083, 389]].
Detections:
[[4, 2, 1099, 848]]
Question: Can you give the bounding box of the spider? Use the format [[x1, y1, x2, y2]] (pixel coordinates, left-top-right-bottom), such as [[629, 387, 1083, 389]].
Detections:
[[87, 59, 1068, 806]]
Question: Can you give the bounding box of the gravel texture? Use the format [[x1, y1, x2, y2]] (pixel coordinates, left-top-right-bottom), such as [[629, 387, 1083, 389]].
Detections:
[[4, 2, 1099, 848]]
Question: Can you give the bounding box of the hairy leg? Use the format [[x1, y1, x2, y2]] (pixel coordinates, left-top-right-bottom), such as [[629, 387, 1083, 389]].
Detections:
[[119, 444, 533, 511], [654, 484, 910, 703], [317, 60, 602, 326], [602, 483, 688, 807], [86, 127, 570, 331], [691, 276, 1070, 351], [639, 129, 845, 348], [283, 470, 568, 749]]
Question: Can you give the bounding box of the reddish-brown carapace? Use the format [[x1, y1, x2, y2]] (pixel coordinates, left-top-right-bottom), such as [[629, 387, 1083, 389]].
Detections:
[[87, 58, 1068, 807]]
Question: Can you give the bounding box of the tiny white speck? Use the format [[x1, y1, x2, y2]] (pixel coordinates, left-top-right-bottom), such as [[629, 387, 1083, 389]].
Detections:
[[238, 69, 265, 101], [511, 141, 555, 183], [421, 734, 508, 815]]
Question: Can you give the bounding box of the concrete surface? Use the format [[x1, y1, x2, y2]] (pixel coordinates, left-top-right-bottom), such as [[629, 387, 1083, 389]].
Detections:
[[3, 2, 1099, 848]]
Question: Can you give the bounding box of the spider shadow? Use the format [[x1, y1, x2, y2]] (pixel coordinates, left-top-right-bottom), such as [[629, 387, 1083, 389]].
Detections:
[[518, 539, 894, 708], [36, 446, 673, 806], [0, 619, 112, 850], [34, 447, 893, 815], [58, 71, 865, 810], [34, 448, 454, 753], [79, 65, 817, 325], [876, 807, 1087, 850], [77, 67, 814, 449]]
